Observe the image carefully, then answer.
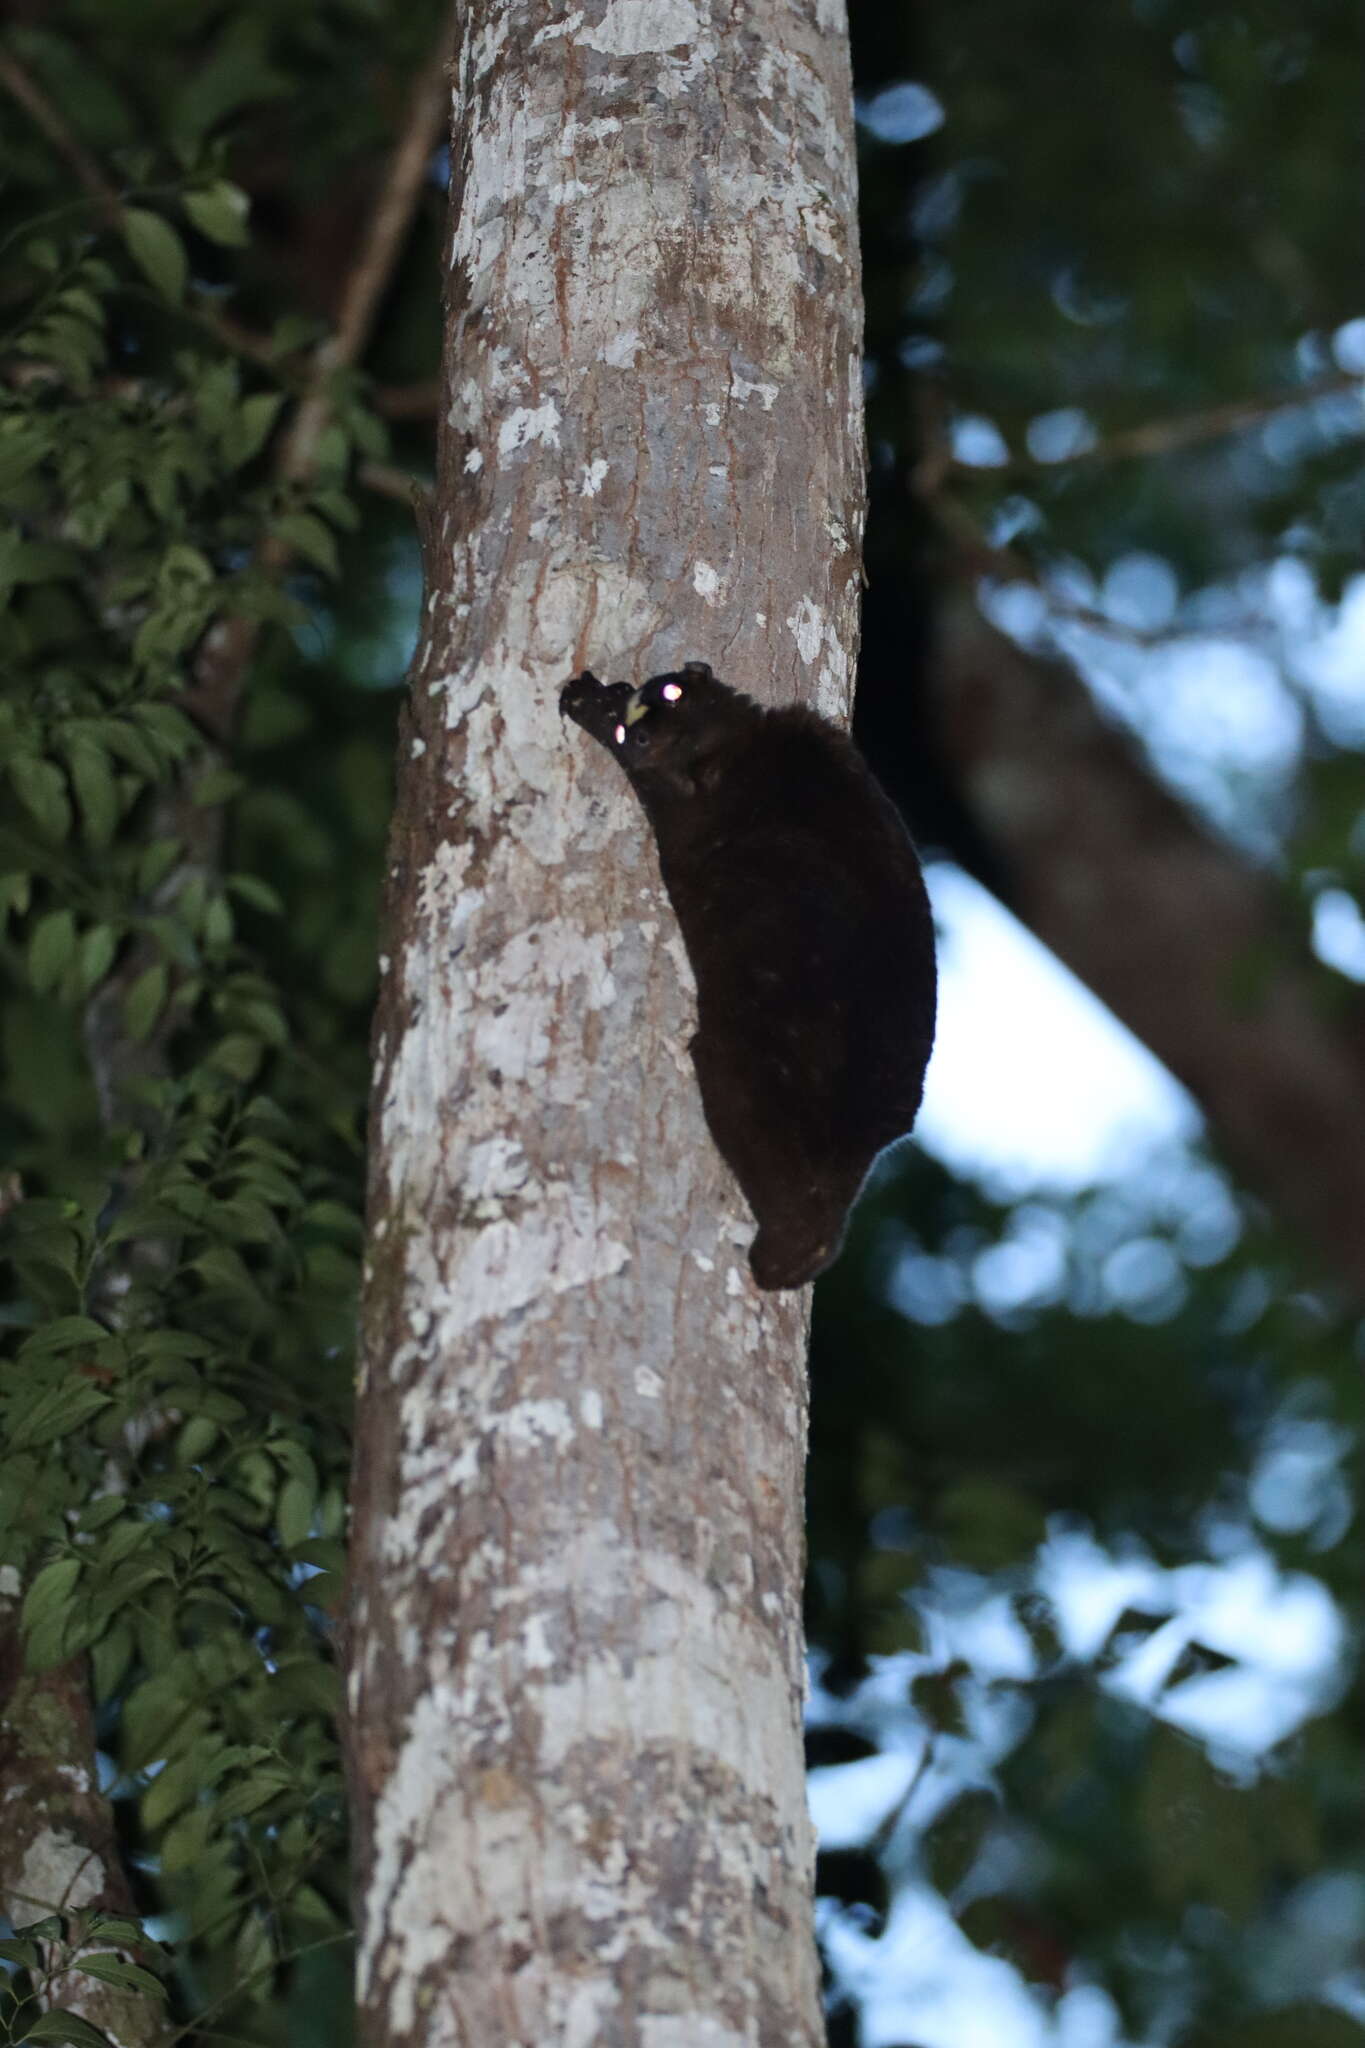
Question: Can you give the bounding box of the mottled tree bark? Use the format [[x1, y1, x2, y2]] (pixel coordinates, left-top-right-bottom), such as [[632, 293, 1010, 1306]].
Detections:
[[345, 4, 864, 2045], [931, 592, 1365, 1301], [0, 1596, 158, 2047]]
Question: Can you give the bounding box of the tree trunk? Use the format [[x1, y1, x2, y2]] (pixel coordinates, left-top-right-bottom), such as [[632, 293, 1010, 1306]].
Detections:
[[345, 5, 864, 2045], [0, 1608, 159, 2047]]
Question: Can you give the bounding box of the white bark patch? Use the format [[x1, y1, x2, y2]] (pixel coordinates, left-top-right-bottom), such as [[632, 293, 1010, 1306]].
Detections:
[[430, 1201, 632, 1342], [533, 10, 585, 42], [729, 374, 778, 410], [17, 1828, 104, 1913], [581, 458, 610, 495], [786, 595, 824, 664], [692, 560, 720, 601], [566, 1980, 624, 2047], [582, 0, 703, 56], [561, 114, 622, 152], [534, 1544, 804, 1790], [642, 2022, 748, 2048], [602, 328, 642, 365], [463, 447, 483, 473], [497, 399, 562, 457]]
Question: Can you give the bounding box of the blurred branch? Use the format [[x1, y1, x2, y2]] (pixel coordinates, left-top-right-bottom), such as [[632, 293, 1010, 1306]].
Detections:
[[373, 376, 442, 418], [1060, 370, 1363, 467], [358, 459, 431, 504], [962, 369, 1364, 476], [190, 13, 453, 737], [0, 40, 122, 226], [272, 36, 450, 495], [929, 591, 1365, 1304], [926, 487, 1194, 649]]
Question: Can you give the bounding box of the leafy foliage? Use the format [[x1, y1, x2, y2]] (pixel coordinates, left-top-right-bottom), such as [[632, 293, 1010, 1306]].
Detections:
[[809, 1148, 1364, 2044], [0, 4, 440, 2038], [822, 13, 1365, 2037]]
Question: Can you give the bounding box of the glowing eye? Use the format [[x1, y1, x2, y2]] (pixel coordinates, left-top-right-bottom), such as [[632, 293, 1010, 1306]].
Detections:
[[661, 683, 684, 702], [613, 723, 626, 744]]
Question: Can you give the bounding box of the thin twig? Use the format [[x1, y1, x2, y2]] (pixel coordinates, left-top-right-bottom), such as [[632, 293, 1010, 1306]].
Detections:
[[274, 33, 452, 492], [190, 12, 454, 735], [372, 375, 443, 418], [150, 1932, 354, 2048], [0, 42, 122, 227], [358, 458, 432, 504]]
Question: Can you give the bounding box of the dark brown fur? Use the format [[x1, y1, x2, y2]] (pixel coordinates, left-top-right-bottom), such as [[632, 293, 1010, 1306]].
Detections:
[[560, 661, 937, 1289]]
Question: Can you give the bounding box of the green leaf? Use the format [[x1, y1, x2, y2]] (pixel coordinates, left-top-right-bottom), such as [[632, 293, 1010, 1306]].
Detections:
[[72, 1953, 166, 2001], [78, 923, 118, 995], [122, 208, 188, 303], [89, 717, 159, 781], [138, 838, 181, 890], [228, 390, 285, 466], [159, 1806, 211, 1874], [923, 1788, 997, 1897], [191, 768, 245, 807], [23, 2010, 120, 2046], [272, 511, 340, 577], [276, 1474, 315, 1548], [0, 1936, 40, 1969], [183, 179, 250, 246], [65, 736, 121, 849], [90, 1619, 135, 1700], [191, 1244, 259, 1301], [10, 754, 71, 842], [0, 425, 50, 493], [141, 1749, 202, 1832], [131, 702, 198, 761], [303, 1199, 363, 1242], [121, 1673, 192, 1768], [123, 962, 168, 1043], [225, 873, 284, 916], [1189, 2010, 1365, 2048], [21, 1315, 108, 1353], [15, 1915, 64, 1940], [22, 1555, 82, 1631], [294, 1539, 346, 1576], [0, 871, 32, 926], [203, 894, 235, 949], [209, 1034, 263, 1082], [9, 1378, 112, 1450], [82, 1918, 154, 1951], [29, 909, 77, 995]]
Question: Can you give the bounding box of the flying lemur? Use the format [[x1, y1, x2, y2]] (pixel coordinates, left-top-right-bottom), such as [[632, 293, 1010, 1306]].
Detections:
[[560, 661, 937, 1291]]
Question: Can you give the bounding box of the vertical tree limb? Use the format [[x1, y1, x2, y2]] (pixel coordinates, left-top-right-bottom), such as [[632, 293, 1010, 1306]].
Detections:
[[345, 3, 866, 2041], [0, 1600, 157, 2047]]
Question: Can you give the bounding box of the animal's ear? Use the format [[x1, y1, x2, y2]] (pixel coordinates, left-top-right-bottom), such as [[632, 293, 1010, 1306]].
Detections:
[[680, 660, 714, 683]]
